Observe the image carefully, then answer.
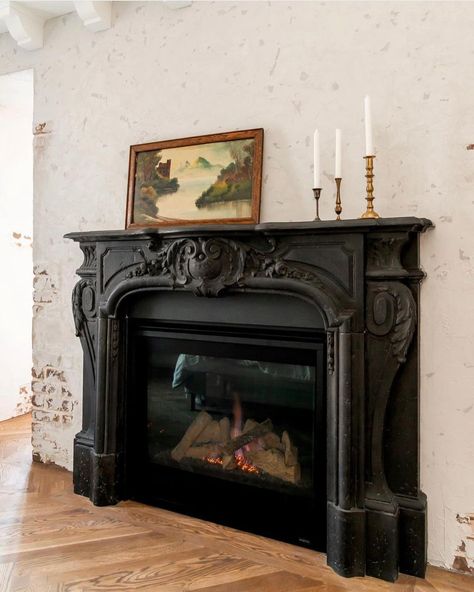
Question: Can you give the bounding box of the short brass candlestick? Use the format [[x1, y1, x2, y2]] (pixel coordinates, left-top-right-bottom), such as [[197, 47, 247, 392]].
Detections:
[[360, 155, 380, 219], [312, 188, 322, 221], [335, 177, 342, 221]]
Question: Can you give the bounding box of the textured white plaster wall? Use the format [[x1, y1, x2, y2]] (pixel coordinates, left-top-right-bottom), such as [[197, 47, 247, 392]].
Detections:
[[0, 69, 33, 421], [0, 0, 472, 573]]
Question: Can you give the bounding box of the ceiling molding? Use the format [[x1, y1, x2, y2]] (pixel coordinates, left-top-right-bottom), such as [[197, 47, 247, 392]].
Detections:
[[0, 1, 46, 50], [73, 0, 111, 33], [0, 0, 193, 51]]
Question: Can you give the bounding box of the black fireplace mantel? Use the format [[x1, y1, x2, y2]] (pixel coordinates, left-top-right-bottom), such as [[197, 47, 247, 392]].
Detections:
[[66, 217, 432, 582]]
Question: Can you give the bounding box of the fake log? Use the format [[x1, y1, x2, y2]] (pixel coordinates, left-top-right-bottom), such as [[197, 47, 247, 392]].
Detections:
[[196, 420, 222, 444], [222, 454, 237, 470], [221, 419, 273, 455], [282, 430, 298, 467], [171, 411, 213, 462], [172, 411, 301, 485], [247, 449, 301, 484], [183, 444, 222, 459], [242, 419, 258, 434], [262, 432, 282, 451], [219, 417, 231, 442]]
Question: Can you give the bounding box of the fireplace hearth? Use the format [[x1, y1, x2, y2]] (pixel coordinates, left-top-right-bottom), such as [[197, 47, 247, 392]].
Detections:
[[67, 218, 432, 582]]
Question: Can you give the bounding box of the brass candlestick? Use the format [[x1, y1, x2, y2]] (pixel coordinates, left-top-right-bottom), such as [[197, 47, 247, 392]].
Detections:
[[360, 155, 380, 219], [335, 177, 342, 221], [312, 188, 322, 221]]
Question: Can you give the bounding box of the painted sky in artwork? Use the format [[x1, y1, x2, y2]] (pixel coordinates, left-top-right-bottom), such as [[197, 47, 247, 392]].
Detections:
[[161, 141, 237, 176]]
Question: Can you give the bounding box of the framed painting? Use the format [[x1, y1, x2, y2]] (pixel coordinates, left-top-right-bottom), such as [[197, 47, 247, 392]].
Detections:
[[125, 128, 264, 228]]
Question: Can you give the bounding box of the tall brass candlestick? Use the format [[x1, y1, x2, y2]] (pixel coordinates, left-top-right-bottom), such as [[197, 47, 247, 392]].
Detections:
[[360, 155, 380, 219], [313, 188, 322, 221], [335, 178, 342, 221]]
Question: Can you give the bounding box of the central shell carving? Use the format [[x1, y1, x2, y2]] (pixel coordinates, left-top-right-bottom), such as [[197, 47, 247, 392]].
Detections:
[[185, 241, 227, 281]]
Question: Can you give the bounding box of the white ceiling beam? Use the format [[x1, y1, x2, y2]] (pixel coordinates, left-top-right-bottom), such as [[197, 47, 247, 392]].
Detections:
[[73, 1, 111, 33], [0, 1, 46, 50]]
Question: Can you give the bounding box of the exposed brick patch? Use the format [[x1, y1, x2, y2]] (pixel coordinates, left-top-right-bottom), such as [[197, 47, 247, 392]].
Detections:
[[31, 365, 76, 423], [453, 514, 474, 574], [15, 384, 32, 416], [31, 364, 79, 467], [33, 266, 58, 305]]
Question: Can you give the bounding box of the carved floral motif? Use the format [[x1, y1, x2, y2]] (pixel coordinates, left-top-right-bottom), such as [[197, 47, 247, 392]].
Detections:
[[110, 320, 120, 362], [127, 236, 324, 296], [327, 332, 335, 374]]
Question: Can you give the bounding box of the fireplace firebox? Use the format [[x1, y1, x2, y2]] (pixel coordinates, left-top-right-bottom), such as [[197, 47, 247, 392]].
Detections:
[[126, 321, 326, 549], [67, 218, 432, 582]]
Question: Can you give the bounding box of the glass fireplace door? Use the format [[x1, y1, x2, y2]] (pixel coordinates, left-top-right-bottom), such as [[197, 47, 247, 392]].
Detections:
[[126, 322, 326, 550]]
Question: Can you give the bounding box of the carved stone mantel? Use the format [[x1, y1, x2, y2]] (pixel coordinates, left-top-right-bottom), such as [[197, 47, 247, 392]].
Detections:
[[66, 217, 432, 582]]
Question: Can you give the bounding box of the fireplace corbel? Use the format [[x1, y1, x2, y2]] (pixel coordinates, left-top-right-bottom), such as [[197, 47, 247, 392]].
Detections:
[[66, 217, 432, 582]]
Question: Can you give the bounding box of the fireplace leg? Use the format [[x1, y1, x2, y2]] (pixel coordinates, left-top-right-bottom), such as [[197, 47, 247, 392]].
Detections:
[[73, 437, 92, 498], [365, 509, 399, 581], [89, 451, 120, 506], [74, 440, 120, 507], [327, 502, 365, 577], [398, 502, 427, 578]]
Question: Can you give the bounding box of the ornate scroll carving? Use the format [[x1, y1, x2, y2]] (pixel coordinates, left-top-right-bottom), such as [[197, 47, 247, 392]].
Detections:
[[367, 283, 416, 363], [72, 279, 97, 336], [72, 278, 97, 383], [365, 281, 417, 509], [127, 236, 325, 296]]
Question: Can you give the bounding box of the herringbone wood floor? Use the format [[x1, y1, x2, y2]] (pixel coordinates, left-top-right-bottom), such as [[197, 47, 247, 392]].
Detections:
[[0, 415, 472, 591]]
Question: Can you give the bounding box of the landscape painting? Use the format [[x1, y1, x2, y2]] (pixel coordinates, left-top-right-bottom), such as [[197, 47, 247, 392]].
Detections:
[[126, 129, 263, 228]]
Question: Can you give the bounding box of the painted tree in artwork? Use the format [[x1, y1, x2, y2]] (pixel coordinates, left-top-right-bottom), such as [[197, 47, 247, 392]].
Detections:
[[195, 140, 255, 208], [134, 150, 179, 198], [136, 151, 162, 186], [229, 141, 253, 179]]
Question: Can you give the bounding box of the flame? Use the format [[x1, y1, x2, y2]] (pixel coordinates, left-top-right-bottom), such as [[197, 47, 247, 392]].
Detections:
[[231, 394, 243, 438], [202, 393, 261, 475], [203, 452, 261, 475], [234, 451, 260, 474]]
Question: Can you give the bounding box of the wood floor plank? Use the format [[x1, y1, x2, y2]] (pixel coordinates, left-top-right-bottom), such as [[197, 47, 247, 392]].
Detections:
[[0, 414, 471, 592], [0, 562, 14, 592], [46, 548, 275, 592], [16, 537, 198, 578], [192, 570, 321, 592]]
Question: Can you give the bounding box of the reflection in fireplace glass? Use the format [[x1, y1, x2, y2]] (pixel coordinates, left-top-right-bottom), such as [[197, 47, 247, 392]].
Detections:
[[147, 349, 315, 495]]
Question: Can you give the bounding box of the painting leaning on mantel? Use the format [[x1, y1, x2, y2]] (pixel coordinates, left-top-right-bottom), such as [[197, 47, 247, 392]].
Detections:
[[126, 129, 264, 227]]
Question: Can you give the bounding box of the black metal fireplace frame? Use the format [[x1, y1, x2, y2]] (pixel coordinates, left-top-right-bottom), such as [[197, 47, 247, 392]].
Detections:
[[66, 218, 432, 582], [124, 319, 327, 551]]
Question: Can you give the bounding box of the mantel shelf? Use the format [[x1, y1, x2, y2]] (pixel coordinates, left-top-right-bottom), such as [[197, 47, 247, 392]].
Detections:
[[65, 216, 433, 242]]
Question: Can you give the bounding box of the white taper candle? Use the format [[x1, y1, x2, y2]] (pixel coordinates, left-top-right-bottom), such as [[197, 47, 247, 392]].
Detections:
[[364, 95, 374, 156], [335, 129, 342, 178], [313, 129, 321, 188]]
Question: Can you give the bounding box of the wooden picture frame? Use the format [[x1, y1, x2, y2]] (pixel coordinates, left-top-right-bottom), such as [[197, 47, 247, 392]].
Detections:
[[125, 129, 264, 228]]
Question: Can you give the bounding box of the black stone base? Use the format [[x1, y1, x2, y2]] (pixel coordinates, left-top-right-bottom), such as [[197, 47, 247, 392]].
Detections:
[[89, 452, 120, 506], [327, 503, 365, 577], [366, 508, 399, 581], [398, 499, 428, 578]]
